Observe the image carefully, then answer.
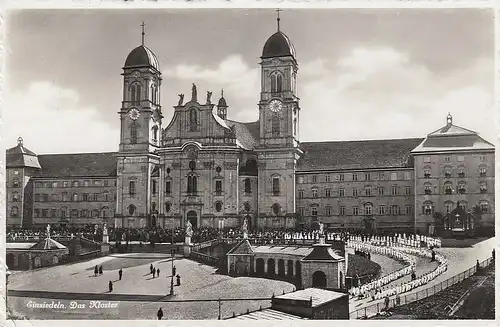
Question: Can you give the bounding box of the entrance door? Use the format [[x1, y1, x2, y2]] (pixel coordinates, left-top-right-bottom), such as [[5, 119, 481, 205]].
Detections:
[[187, 210, 197, 229], [312, 270, 327, 288]]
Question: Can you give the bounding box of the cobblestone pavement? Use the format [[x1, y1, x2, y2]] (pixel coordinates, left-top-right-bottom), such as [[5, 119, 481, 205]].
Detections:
[[8, 254, 294, 320]]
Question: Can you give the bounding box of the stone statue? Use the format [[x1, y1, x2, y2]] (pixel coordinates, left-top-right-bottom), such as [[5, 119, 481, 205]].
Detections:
[[177, 94, 184, 106], [103, 224, 108, 236], [242, 217, 248, 233], [185, 220, 193, 237], [206, 91, 212, 104], [319, 221, 324, 235], [191, 83, 197, 102], [46, 224, 51, 238]]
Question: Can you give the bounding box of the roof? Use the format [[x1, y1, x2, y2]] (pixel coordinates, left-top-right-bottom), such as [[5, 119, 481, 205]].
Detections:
[[35, 152, 118, 178], [252, 245, 313, 257], [298, 138, 424, 171], [30, 238, 67, 250], [301, 244, 344, 261], [224, 120, 260, 150], [275, 288, 347, 307], [6, 243, 37, 249], [229, 309, 305, 320], [262, 31, 296, 59], [227, 239, 254, 255], [6, 138, 41, 169], [218, 96, 227, 107], [124, 45, 160, 71]]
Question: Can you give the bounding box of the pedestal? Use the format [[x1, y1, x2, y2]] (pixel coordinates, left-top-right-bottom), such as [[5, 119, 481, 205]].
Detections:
[[101, 243, 110, 255], [103, 234, 109, 244], [184, 236, 192, 257]]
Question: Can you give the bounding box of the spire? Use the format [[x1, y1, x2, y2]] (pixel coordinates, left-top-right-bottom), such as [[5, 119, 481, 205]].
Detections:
[[221, 89, 224, 98], [276, 8, 282, 32], [141, 21, 146, 45]]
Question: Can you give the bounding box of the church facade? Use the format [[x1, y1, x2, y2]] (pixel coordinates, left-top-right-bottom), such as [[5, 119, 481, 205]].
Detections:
[[5, 22, 495, 236]]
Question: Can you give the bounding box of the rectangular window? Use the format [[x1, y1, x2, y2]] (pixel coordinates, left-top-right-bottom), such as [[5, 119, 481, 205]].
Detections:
[[129, 181, 136, 196], [424, 156, 431, 163], [52, 182, 58, 188], [391, 172, 398, 180], [352, 173, 358, 181], [392, 205, 400, 215], [92, 193, 99, 201], [34, 209, 40, 218], [378, 187, 384, 196], [378, 205, 385, 215], [457, 155, 465, 162], [71, 209, 78, 218], [244, 179, 252, 194], [352, 206, 359, 215], [298, 190, 304, 198], [42, 194, 49, 202], [34, 194, 40, 202], [72, 181, 79, 187], [165, 181, 172, 195], [299, 207, 305, 217], [82, 193, 89, 201], [365, 187, 371, 196], [312, 175, 317, 183], [391, 186, 398, 196], [42, 209, 49, 218], [272, 177, 280, 195], [50, 209, 57, 217], [104, 180, 109, 187], [339, 189, 345, 197], [311, 207, 318, 216], [63, 181, 69, 188], [339, 174, 344, 182], [444, 156, 451, 162], [405, 205, 413, 215], [325, 206, 332, 216], [480, 155, 486, 161], [379, 173, 385, 180], [352, 188, 358, 197], [215, 180, 223, 195], [404, 171, 411, 180], [339, 206, 345, 216], [51, 194, 58, 201], [325, 175, 331, 182], [405, 187, 411, 195], [93, 180, 101, 186], [312, 189, 318, 198], [62, 192, 69, 202], [365, 173, 371, 181], [325, 189, 331, 198]]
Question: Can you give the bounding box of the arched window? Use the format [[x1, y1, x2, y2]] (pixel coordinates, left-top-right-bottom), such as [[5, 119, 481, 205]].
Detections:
[[423, 166, 431, 178], [364, 203, 373, 216], [61, 207, 68, 218], [10, 206, 19, 217], [271, 114, 280, 136], [444, 166, 452, 178], [101, 207, 109, 218], [311, 187, 318, 198], [244, 178, 251, 194], [189, 160, 196, 170], [444, 181, 453, 194], [445, 201, 454, 213], [271, 74, 277, 93], [293, 118, 297, 136], [479, 165, 487, 177], [130, 83, 141, 105], [189, 108, 198, 131], [424, 182, 432, 195], [311, 205, 318, 217], [272, 175, 280, 195], [151, 202, 157, 212], [150, 84, 157, 104], [480, 182, 487, 193], [165, 202, 171, 213], [459, 201, 467, 211], [152, 126, 159, 142], [103, 191, 110, 202], [130, 122, 138, 144], [187, 174, 198, 194], [152, 180, 157, 195], [423, 201, 434, 215], [244, 202, 251, 212], [276, 73, 283, 92], [479, 200, 489, 213], [72, 193, 78, 202], [128, 204, 136, 216], [458, 181, 466, 194]]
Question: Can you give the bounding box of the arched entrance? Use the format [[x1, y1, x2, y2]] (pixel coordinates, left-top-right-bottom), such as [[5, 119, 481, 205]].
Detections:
[[6, 253, 14, 269], [267, 259, 276, 276], [187, 210, 197, 229], [278, 259, 285, 276], [256, 258, 265, 276], [312, 270, 327, 288], [287, 260, 294, 277]]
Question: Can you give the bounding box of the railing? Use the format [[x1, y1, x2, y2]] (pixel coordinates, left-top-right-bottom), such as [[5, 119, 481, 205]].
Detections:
[[349, 256, 494, 319], [190, 251, 220, 267]]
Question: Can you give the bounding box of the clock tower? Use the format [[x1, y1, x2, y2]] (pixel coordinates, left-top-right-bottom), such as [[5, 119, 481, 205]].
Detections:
[[116, 24, 163, 228], [256, 13, 303, 229]]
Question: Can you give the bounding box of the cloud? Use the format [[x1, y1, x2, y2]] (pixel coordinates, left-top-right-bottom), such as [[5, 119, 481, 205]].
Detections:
[[3, 82, 119, 154], [299, 46, 494, 143], [163, 55, 260, 99]]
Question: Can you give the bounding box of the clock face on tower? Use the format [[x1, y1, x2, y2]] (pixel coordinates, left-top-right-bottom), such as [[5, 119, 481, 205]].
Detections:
[[269, 99, 283, 113], [129, 108, 140, 120]]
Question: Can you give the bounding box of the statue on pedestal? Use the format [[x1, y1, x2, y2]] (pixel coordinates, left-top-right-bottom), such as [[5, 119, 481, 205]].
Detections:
[[46, 224, 51, 239], [103, 224, 108, 236], [206, 91, 212, 104], [185, 220, 193, 238], [242, 217, 248, 239], [191, 83, 197, 102], [177, 94, 184, 106], [319, 221, 324, 236]]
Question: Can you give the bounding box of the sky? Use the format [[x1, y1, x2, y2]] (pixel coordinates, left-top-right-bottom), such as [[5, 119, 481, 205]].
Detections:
[[4, 8, 495, 154]]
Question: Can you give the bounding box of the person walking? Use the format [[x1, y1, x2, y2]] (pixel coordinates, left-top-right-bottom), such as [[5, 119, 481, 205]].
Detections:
[[99, 265, 103, 275], [150, 264, 154, 274], [94, 265, 98, 277], [476, 259, 480, 272], [108, 280, 113, 292], [153, 268, 156, 278], [157, 308, 163, 320], [172, 265, 176, 277], [156, 268, 160, 278], [176, 274, 181, 286], [119, 269, 123, 281]]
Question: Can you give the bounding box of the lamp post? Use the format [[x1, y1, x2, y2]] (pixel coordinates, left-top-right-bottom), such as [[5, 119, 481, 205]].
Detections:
[[169, 217, 175, 296]]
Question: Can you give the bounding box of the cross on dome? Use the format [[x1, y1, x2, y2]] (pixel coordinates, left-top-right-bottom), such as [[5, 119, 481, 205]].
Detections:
[[141, 21, 146, 45], [276, 8, 282, 31]]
